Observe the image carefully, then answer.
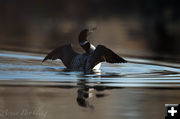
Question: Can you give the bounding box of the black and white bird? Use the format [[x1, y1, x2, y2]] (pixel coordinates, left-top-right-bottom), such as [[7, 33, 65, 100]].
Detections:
[[42, 28, 127, 71]]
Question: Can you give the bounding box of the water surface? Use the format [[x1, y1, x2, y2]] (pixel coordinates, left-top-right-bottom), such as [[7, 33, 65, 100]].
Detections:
[[0, 50, 180, 119], [0, 50, 180, 88]]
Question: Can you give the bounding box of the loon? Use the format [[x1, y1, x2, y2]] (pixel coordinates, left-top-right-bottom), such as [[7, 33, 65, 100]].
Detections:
[[42, 28, 127, 70]]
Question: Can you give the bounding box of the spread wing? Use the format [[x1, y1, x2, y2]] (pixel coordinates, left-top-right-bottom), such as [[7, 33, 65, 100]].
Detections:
[[42, 46, 63, 62], [42, 44, 78, 68], [89, 45, 127, 69]]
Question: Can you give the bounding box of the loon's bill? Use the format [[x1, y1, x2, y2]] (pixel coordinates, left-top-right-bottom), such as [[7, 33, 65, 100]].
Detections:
[[42, 28, 127, 70]]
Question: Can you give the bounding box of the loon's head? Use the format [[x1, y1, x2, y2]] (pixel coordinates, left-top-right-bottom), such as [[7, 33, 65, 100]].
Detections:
[[78, 28, 96, 43], [78, 28, 96, 54]]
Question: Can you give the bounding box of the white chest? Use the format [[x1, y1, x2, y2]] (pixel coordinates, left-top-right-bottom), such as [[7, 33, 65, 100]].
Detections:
[[93, 63, 101, 70]]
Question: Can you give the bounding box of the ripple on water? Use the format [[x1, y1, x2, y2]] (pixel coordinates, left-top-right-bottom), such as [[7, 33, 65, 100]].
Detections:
[[0, 51, 180, 88]]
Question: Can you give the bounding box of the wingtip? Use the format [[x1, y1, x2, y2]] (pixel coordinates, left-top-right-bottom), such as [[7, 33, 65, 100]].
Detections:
[[119, 58, 127, 63], [123, 60, 128, 63], [42, 59, 45, 63], [42, 57, 47, 63]]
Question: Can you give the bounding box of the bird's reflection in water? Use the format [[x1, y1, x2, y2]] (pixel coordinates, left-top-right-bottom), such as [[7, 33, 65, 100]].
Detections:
[[76, 70, 108, 109], [76, 79, 94, 109]]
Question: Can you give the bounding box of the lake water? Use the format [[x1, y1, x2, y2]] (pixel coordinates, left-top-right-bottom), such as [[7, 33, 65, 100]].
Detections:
[[0, 50, 180, 119]]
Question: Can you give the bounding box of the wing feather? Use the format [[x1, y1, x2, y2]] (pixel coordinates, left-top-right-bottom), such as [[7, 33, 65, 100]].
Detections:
[[89, 45, 127, 69], [42, 44, 78, 68], [42, 46, 63, 62]]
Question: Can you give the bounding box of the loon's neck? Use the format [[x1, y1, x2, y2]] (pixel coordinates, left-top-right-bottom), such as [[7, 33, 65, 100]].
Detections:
[[78, 29, 95, 54], [79, 34, 90, 53], [79, 35, 87, 43], [79, 40, 96, 54]]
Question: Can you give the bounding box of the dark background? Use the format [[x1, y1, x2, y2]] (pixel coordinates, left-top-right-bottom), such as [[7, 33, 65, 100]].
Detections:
[[0, 0, 180, 60]]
